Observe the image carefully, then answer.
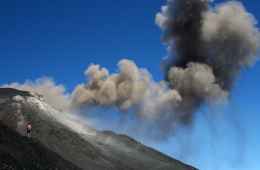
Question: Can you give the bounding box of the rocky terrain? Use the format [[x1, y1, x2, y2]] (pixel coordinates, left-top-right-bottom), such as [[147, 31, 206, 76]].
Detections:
[[0, 88, 197, 170], [0, 123, 82, 170]]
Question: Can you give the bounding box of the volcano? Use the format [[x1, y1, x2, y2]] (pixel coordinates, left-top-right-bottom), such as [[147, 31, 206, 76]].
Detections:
[[0, 88, 197, 170]]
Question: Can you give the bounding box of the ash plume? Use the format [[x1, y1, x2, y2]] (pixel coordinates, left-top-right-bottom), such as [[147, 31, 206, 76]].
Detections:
[[3, 0, 259, 139], [156, 0, 208, 71], [201, 1, 260, 89], [71, 59, 182, 120], [72, 0, 259, 130], [156, 0, 260, 122], [168, 63, 228, 122]]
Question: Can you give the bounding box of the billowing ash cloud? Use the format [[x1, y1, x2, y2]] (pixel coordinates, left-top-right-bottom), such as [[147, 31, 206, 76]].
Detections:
[[201, 1, 260, 89], [2, 77, 70, 111], [71, 59, 182, 120], [168, 63, 228, 122], [72, 0, 259, 128], [155, 0, 259, 122], [156, 0, 208, 71], [3, 0, 259, 139]]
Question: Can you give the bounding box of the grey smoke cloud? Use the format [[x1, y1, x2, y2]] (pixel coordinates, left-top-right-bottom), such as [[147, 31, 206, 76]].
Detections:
[[155, 0, 259, 123], [72, 59, 182, 121], [168, 63, 228, 122], [156, 0, 208, 70], [202, 1, 260, 89]]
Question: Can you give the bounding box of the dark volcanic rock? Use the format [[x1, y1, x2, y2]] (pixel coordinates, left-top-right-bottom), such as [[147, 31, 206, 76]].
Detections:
[[0, 123, 81, 170], [0, 88, 32, 98], [0, 88, 197, 170]]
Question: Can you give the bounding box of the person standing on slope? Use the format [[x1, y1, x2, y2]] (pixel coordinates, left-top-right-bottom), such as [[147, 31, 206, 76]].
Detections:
[[26, 122, 32, 138]]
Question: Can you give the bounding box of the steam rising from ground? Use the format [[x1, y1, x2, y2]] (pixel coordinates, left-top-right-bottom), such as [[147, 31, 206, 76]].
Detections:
[[2, 0, 259, 139], [3, 78, 70, 111]]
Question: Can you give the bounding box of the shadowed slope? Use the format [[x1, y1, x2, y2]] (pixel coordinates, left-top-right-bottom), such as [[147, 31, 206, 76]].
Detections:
[[0, 122, 82, 170], [0, 88, 197, 170]]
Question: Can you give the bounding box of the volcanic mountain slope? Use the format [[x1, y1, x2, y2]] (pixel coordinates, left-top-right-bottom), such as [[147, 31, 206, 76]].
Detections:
[[0, 123, 82, 170], [0, 88, 197, 170]]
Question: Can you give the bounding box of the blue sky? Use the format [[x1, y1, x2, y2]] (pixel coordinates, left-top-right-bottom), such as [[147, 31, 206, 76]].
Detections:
[[0, 0, 260, 170], [0, 0, 166, 88]]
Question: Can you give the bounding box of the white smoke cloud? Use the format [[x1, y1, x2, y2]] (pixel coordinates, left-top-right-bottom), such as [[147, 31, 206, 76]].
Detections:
[[2, 77, 70, 111]]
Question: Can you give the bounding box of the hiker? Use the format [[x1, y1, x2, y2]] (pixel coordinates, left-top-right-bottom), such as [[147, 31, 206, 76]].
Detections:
[[26, 122, 32, 138]]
